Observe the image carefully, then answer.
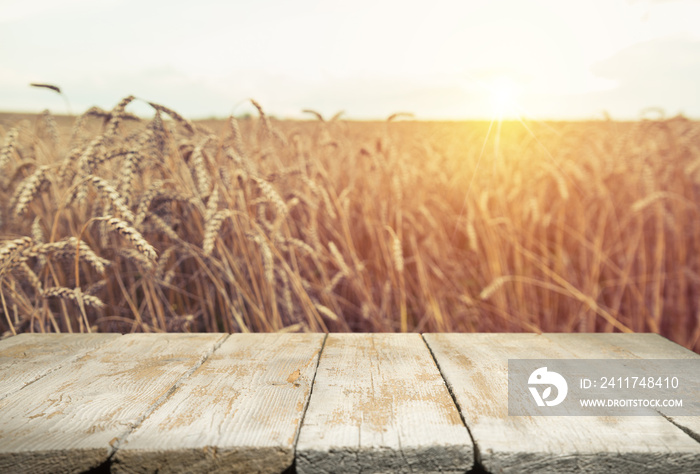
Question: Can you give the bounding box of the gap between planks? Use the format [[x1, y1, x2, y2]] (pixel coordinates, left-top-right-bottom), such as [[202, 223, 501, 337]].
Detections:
[[0, 334, 229, 473], [107, 333, 232, 456], [0, 333, 120, 402], [1, 333, 699, 474], [420, 332, 483, 470], [423, 333, 700, 474]]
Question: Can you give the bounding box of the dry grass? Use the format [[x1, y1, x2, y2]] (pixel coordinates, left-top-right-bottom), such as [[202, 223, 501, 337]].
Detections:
[[0, 103, 699, 352]]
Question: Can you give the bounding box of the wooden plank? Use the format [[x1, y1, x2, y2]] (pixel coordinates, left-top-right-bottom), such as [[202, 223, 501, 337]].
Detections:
[[0, 333, 226, 474], [0, 333, 120, 399], [424, 333, 700, 473], [296, 333, 473, 474], [544, 333, 700, 443], [112, 333, 325, 474]]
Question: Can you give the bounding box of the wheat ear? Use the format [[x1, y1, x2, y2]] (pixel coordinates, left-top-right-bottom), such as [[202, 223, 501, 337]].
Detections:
[[302, 109, 325, 122], [41, 110, 59, 147], [104, 95, 136, 138], [203, 210, 231, 256], [0, 237, 33, 269], [43, 287, 105, 309], [87, 176, 135, 223], [13, 166, 49, 218], [191, 139, 212, 196], [0, 128, 19, 176], [147, 101, 196, 134], [105, 217, 158, 262]]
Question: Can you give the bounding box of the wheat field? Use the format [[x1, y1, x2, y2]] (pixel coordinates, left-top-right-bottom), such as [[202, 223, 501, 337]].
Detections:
[[0, 98, 698, 352]]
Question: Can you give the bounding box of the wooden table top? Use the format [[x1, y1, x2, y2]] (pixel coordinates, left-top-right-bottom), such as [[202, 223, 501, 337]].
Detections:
[[0, 333, 698, 473]]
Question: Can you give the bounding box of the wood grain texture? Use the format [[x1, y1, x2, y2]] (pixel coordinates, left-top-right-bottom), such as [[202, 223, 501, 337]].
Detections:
[[0, 333, 226, 474], [0, 333, 119, 399], [112, 333, 325, 474], [424, 333, 700, 473], [544, 333, 700, 444], [296, 333, 473, 474]]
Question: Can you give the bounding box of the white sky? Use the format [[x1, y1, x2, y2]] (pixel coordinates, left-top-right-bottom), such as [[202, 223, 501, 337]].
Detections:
[[1, 0, 699, 119]]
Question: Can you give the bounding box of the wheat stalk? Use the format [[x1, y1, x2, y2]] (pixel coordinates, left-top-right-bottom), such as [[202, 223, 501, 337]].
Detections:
[[253, 176, 287, 218], [324, 271, 345, 294], [631, 191, 673, 213], [87, 176, 135, 223], [43, 287, 105, 309], [387, 112, 414, 122], [147, 214, 181, 242], [147, 101, 196, 134], [0, 237, 33, 272], [147, 109, 166, 157], [248, 233, 274, 284], [479, 276, 510, 300], [251, 99, 272, 136], [31, 237, 109, 274], [104, 95, 136, 139], [29, 83, 61, 94], [117, 150, 140, 203], [228, 116, 246, 159], [315, 302, 339, 321], [76, 135, 106, 182], [134, 180, 170, 227], [191, 139, 212, 196], [31, 217, 47, 267], [466, 220, 478, 252], [119, 248, 155, 270], [17, 262, 43, 294], [205, 187, 219, 223], [13, 166, 49, 218], [203, 210, 230, 256], [0, 128, 19, 175], [286, 238, 315, 255], [104, 217, 158, 262], [328, 242, 350, 276], [392, 234, 404, 273], [302, 109, 325, 122], [278, 269, 295, 319], [40, 110, 59, 147]]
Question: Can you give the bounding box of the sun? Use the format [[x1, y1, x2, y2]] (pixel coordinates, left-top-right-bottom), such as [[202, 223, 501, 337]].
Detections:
[[487, 76, 520, 118]]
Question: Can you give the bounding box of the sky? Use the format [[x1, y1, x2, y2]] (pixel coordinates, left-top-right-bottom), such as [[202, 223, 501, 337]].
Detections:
[[1, 0, 699, 120]]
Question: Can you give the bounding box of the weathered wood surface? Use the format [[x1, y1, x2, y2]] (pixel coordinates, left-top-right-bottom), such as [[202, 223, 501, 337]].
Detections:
[[295, 333, 473, 474], [0, 333, 119, 399], [0, 333, 226, 473], [112, 333, 325, 474], [545, 333, 700, 444], [0, 332, 698, 473], [424, 333, 700, 473]]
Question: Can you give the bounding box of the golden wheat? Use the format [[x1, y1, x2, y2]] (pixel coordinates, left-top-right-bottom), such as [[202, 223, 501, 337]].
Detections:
[[203, 210, 230, 256], [0, 102, 697, 351], [104, 217, 157, 262], [40, 110, 59, 147], [147, 101, 196, 135], [12, 166, 49, 218], [0, 128, 19, 176], [43, 287, 105, 309], [87, 176, 135, 223]]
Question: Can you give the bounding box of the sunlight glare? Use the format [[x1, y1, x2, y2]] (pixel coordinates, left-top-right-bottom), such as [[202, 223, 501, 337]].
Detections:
[[488, 76, 520, 118]]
